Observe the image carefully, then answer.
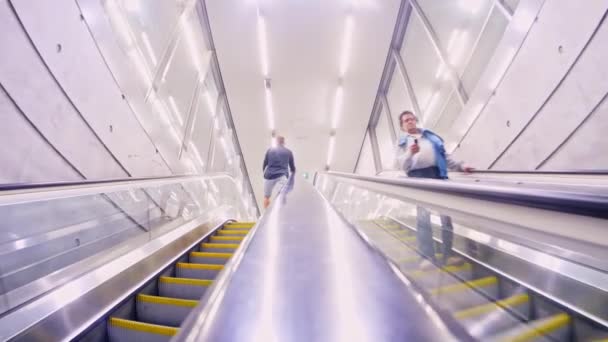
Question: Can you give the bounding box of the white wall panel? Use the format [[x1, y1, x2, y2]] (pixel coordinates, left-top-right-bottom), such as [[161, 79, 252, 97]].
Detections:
[[0, 86, 81, 183], [541, 96, 608, 170], [454, 1, 608, 168], [11, 0, 174, 177], [0, 1, 126, 180], [494, 19, 608, 170]]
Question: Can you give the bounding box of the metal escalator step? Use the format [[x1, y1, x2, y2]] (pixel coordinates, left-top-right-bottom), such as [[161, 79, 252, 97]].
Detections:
[[176, 263, 223, 280], [216, 230, 249, 236], [108, 317, 177, 342], [200, 243, 239, 253], [455, 293, 530, 338], [489, 313, 570, 342], [159, 277, 212, 300], [409, 263, 473, 288], [429, 276, 499, 312], [190, 251, 233, 265], [224, 222, 255, 229], [210, 236, 244, 243], [136, 294, 198, 327], [396, 254, 442, 270]]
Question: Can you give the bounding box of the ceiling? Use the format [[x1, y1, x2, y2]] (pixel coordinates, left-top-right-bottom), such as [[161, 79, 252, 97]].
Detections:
[[206, 0, 400, 202]]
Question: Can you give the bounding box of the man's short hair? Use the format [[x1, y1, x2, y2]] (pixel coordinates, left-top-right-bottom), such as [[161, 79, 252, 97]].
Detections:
[[398, 110, 417, 124]]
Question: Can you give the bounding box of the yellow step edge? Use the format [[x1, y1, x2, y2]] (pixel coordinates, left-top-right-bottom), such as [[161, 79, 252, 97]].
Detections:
[[224, 223, 254, 229], [159, 276, 212, 287], [396, 254, 442, 264], [137, 294, 198, 308], [201, 243, 240, 249], [398, 235, 417, 243], [109, 317, 178, 336], [409, 263, 472, 278], [226, 221, 255, 226], [176, 263, 224, 271], [454, 293, 529, 320], [430, 276, 498, 296], [217, 230, 249, 235], [506, 313, 570, 342], [210, 236, 244, 242], [190, 251, 233, 258]]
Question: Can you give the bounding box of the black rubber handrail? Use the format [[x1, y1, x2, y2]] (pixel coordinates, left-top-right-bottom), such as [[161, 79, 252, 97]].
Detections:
[[322, 171, 608, 219], [0, 174, 205, 192]]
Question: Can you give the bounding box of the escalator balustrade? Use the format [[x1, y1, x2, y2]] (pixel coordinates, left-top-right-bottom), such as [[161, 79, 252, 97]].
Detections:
[[359, 218, 606, 341]]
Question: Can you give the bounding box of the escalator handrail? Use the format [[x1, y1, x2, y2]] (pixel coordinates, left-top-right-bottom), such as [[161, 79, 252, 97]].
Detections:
[[0, 173, 205, 191], [319, 171, 608, 219]]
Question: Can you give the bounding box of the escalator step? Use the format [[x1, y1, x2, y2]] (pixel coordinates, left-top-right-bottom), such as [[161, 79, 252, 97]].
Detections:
[[454, 293, 529, 320], [200, 243, 239, 253], [108, 317, 177, 342], [210, 236, 244, 243], [159, 277, 212, 300], [490, 313, 570, 342], [408, 263, 473, 288], [176, 262, 223, 280], [190, 251, 233, 265], [224, 222, 255, 229], [223, 223, 254, 230], [216, 230, 249, 236], [136, 294, 198, 327], [454, 293, 530, 338], [429, 276, 499, 312]]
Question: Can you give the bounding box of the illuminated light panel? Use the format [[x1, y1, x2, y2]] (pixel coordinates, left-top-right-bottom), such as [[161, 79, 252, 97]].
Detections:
[[330, 85, 344, 129], [339, 15, 355, 76], [141, 32, 158, 65], [326, 135, 336, 166], [459, 0, 485, 14], [181, 15, 202, 71], [168, 96, 184, 126], [264, 86, 275, 130], [257, 13, 270, 77]]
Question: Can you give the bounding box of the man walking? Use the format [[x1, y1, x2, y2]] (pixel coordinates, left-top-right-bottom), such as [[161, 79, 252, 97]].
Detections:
[[395, 111, 473, 265], [262, 136, 296, 208]]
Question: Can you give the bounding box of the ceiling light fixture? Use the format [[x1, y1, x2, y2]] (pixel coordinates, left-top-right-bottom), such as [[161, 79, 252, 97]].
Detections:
[[326, 135, 336, 168], [168, 96, 184, 126], [181, 15, 202, 71], [257, 13, 270, 77], [264, 79, 275, 130], [330, 85, 344, 129], [339, 14, 355, 77], [459, 0, 485, 14], [141, 32, 158, 65]]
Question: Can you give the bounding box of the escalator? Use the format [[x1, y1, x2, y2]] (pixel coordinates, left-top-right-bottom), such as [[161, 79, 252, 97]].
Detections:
[[94, 221, 254, 341], [360, 217, 608, 341]]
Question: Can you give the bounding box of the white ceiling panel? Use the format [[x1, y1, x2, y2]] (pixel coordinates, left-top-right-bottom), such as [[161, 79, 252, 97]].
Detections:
[[207, 0, 399, 202]]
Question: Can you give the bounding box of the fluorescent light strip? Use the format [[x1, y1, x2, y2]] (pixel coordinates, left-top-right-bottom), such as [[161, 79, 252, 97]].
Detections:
[[264, 86, 275, 130], [168, 96, 184, 126], [326, 135, 336, 166], [141, 32, 158, 65], [339, 15, 354, 76], [181, 15, 202, 71], [257, 13, 270, 77], [105, 0, 134, 47], [330, 85, 344, 129], [204, 90, 216, 116]]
